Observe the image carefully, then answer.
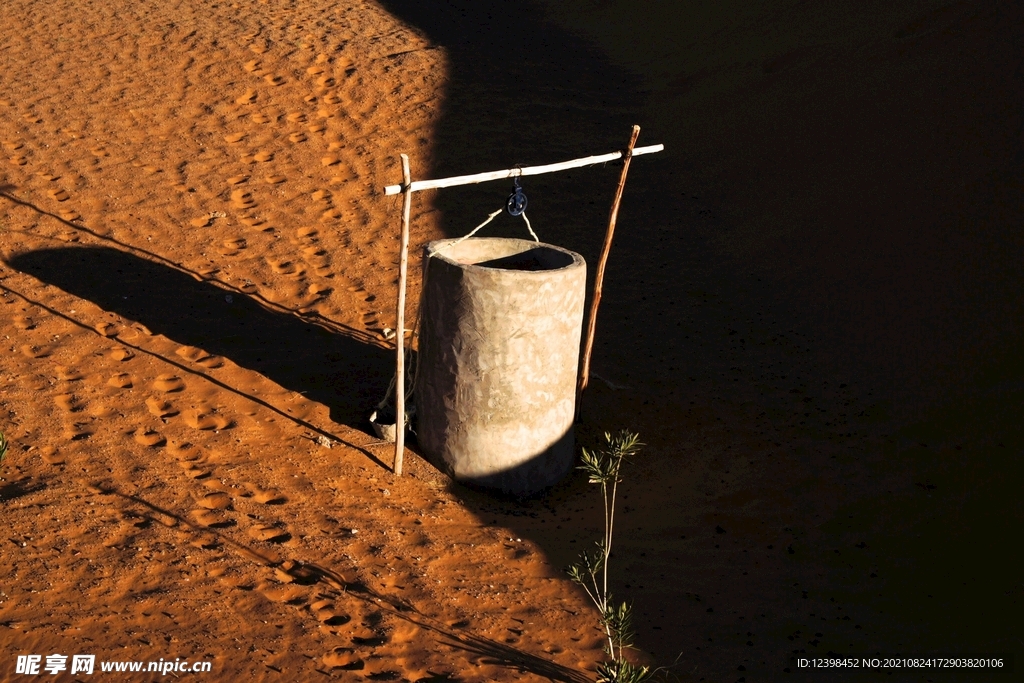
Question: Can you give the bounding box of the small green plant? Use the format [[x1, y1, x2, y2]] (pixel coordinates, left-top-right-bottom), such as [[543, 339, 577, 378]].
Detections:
[[568, 430, 652, 683]]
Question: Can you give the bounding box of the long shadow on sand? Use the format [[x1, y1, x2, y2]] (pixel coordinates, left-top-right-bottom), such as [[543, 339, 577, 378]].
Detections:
[[9, 245, 392, 432]]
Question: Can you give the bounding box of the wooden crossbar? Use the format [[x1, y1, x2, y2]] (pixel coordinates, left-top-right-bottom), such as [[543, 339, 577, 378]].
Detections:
[[382, 144, 663, 195]]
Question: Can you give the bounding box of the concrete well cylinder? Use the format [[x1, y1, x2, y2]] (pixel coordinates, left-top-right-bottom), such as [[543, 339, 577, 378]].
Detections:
[[416, 237, 587, 495]]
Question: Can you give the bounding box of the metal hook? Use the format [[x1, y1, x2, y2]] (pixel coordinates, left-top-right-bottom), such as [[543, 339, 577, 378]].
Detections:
[[505, 164, 527, 216], [506, 182, 527, 217]]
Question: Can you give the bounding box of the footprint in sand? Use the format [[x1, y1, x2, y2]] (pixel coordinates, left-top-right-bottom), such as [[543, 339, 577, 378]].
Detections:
[[315, 76, 336, 88], [152, 374, 185, 392], [106, 373, 133, 389], [264, 74, 285, 86], [146, 396, 178, 418], [303, 250, 331, 273], [231, 189, 255, 209], [89, 404, 117, 419], [110, 347, 134, 361], [286, 112, 307, 124], [175, 345, 212, 363], [189, 509, 229, 528], [320, 208, 343, 222], [40, 445, 65, 466], [196, 491, 232, 510], [235, 214, 260, 228], [308, 283, 331, 298], [321, 154, 340, 167], [59, 210, 81, 221], [296, 226, 319, 240], [167, 441, 202, 461], [129, 322, 153, 337], [133, 428, 166, 447], [322, 93, 342, 106], [190, 216, 212, 228], [219, 237, 247, 256], [183, 409, 232, 431], [310, 599, 350, 625], [244, 59, 262, 73], [235, 89, 257, 105], [64, 423, 91, 441], [350, 629, 388, 647], [55, 393, 83, 411], [307, 121, 327, 134], [248, 524, 289, 543], [13, 315, 34, 330], [95, 321, 118, 337], [227, 174, 249, 185], [253, 151, 274, 162], [306, 65, 326, 76], [20, 344, 51, 358], [189, 532, 222, 549], [38, 172, 60, 181], [180, 463, 210, 480], [47, 188, 70, 202], [262, 584, 308, 604], [9, 155, 28, 166], [268, 258, 298, 275], [264, 174, 286, 184], [252, 488, 287, 505], [251, 112, 273, 124], [322, 650, 363, 671], [311, 189, 331, 202], [288, 132, 307, 144]]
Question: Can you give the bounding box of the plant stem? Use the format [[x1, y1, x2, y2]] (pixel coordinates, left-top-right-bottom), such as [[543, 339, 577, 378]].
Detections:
[[601, 480, 610, 597]]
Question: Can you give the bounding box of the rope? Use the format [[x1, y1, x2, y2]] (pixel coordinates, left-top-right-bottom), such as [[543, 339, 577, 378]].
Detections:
[[375, 204, 541, 417], [427, 208, 503, 259], [521, 211, 539, 242]]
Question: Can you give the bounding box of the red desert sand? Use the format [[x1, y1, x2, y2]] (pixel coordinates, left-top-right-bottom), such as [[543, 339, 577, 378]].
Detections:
[[1, 0, 1019, 681]]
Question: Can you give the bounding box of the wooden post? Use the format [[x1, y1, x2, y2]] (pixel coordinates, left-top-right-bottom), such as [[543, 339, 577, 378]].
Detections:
[[576, 125, 641, 421], [394, 154, 412, 476]]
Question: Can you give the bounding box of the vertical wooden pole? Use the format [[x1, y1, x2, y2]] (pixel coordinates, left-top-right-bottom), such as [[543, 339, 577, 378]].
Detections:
[[394, 154, 412, 476], [576, 125, 641, 422]]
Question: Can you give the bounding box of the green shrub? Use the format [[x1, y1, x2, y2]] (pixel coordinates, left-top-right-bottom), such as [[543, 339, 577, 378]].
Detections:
[[568, 430, 652, 683]]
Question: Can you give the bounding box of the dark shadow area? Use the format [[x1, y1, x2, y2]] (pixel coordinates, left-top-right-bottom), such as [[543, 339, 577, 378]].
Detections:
[[0, 476, 45, 502], [377, 0, 643, 260], [474, 247, 575, 272], [8, 246, 392, 431], [376, 0, 1022, 678]]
